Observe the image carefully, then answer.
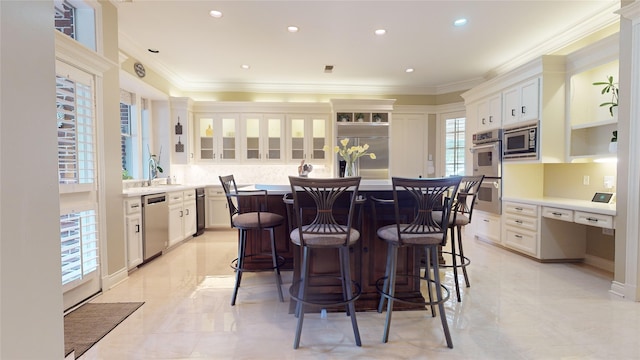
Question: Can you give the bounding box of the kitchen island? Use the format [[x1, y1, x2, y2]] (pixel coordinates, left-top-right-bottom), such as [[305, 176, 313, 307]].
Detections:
[[243, 180, 426, 312]]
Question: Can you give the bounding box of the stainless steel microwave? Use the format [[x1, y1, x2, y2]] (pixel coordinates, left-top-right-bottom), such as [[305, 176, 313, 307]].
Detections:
[[502, 121, 539, 160]]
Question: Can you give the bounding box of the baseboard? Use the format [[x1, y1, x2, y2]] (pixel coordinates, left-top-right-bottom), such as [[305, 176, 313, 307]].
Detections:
[[583, 254, 615, 273], [102, 267, 128, 290], [609, 281, 626, 298]]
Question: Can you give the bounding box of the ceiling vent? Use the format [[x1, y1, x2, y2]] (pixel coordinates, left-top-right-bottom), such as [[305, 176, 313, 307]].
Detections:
[[324, 65, 334, 73]]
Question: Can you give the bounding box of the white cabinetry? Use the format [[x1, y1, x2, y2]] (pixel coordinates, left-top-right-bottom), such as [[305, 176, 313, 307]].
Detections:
[[124, 197, 143, 269], [242, 114, 285, 162], [503, 78, 540, 127], [206, 186, 230, 228], [473, 210, 502, 245], [390, 114, 429, 177], [168, 190, 197, 247], [195, 114, 239, 162], [477, 94, 502, 131], [503, 201, 539, 257], [287, 115, 329, 164]]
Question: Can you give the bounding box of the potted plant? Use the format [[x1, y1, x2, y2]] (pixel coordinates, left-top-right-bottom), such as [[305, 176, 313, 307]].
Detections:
[[373, 113, 383, 122], [592, 76, 619, 118], [355, 113, 365, 122]]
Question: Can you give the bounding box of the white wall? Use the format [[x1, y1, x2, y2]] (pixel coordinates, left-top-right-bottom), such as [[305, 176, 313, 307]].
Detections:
[[0, 1, 65, 358]]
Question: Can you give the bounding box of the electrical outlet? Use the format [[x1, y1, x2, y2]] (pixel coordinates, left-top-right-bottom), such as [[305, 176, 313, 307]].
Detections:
[[583, 175, 590, 185], [604, 176, 615, 189]]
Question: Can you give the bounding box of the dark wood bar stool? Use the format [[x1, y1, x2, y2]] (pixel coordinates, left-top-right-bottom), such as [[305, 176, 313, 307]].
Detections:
[[219, 175, 285, 306], [372, 176, 461, 348], [287, 176, 362, 349], [439, 175, 484, 302]]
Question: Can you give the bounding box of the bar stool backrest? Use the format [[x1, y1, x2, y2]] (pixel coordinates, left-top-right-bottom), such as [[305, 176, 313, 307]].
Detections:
[[390, 176, 461, 246], [453, 175, 484, 223], [219, 175, 240, 226], [288, 176, 361, 248]]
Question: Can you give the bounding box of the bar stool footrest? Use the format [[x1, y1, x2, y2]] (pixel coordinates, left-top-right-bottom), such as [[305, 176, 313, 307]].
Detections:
[[438, 251, 471, 269], [289, 275, 361, 308], [230, 253, 286, 272], [375, 274, 450, 307]]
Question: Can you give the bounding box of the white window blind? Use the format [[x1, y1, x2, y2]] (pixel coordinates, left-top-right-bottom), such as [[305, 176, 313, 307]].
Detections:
[[444, 117, 466, 177], [60, 209, 99, 289], [56, 74, 96, 189]]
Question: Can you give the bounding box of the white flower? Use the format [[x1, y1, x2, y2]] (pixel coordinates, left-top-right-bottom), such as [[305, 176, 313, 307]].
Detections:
[[323, 138, 376, 163]]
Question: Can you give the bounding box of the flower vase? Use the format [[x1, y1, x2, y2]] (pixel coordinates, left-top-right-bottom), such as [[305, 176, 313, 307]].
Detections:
[[344, 161, 356, 177]]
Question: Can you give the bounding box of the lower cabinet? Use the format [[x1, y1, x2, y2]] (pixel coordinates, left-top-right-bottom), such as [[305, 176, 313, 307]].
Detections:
[[206, 186, 229, 228], [168, 190, 197, 247], [124, 197, 143, 269], [473, 210, 502, 245], [502, 202, 539, 257]]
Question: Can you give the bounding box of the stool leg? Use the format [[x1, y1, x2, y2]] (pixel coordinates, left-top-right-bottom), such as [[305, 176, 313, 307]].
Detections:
[[340, 246, 361, 346], [424, 246, 436, 317], [269, 228, 284, 302], [431, 246, 453, 349], [457, 225, 470, 288], [382, 244, 398, 343], [231, 229, 246, 306], [377, 241, 394, 313], [450, 227, 462, 302], [293, 246, 310, 349]]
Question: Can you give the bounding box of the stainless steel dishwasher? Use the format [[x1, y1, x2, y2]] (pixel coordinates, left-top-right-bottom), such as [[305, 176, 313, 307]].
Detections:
[[142, 193, 169, 261]]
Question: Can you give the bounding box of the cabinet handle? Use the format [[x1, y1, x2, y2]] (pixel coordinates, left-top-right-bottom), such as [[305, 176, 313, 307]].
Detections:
[[515, 234, 523, 239], [185, 209, 190, 215], [515, 207, 523, 211], [515, 220, 523, 224], [180, 210, 184, 217], [483, 219, 489, 223], [135, 224, 140, 233], [552, 212, 562, 216], [482, 118, 486, 124], [511, 109, 516, 117], [521, 106, 526, 114], [586, 217, 599, 222], [489, 115, 493, 123], [131, 204, 140, 208]]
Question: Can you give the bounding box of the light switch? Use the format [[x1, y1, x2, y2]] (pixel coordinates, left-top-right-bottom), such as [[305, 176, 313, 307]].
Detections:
[[604, 176, 615, 189], [583, 175, 589, 185]]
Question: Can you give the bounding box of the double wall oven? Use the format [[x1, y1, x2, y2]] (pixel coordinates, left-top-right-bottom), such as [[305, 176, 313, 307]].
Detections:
[[470, 129, 502, 214]]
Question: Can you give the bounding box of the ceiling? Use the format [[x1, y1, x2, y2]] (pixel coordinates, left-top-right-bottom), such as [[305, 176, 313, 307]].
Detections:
[[116, 1, 620, 96]]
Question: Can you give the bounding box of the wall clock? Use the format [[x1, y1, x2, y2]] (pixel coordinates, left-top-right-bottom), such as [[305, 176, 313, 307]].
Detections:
[[134, 62, 146, 78]]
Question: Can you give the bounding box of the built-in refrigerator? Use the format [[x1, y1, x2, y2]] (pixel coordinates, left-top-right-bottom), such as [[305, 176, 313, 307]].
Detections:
[[336, 123, 389, 179]]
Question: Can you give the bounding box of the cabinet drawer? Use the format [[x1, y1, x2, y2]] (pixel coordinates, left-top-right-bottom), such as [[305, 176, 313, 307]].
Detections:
[[504, 202, 538, 217], [168, 191, 184, 205], [574, 211, 614, 229], [207, 187, 225, 197], [125, 198, 142, 215], [504, 215, 537, 232], [542, 206, 573, 222], [183, 190, 196, 201], [504, 228, 538, 257], [474, 213, 501, 243]]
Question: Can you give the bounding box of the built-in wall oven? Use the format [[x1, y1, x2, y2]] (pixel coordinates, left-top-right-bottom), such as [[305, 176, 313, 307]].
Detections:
[[470, 129, 502, 214]]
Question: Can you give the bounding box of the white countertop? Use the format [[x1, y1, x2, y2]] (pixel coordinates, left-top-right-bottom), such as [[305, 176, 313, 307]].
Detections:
[[122, 184, 202, 197], [254, 179, 393, 194], [502, 196, 616, 216]]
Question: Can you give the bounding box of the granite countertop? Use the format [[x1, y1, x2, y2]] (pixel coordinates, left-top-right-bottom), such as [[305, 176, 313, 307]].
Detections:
[[502, 196, 616, 216]]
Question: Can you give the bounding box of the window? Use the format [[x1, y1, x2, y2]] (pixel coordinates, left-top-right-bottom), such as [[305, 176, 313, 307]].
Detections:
[[56, 60, 99, 291], [54, 0, 96, 51], [120, 91, 150, 180], [60, 209, 99, 290], [444, 116, 466, 177]]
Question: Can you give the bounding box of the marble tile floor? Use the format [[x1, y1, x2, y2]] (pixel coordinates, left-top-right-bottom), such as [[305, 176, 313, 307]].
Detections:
[[82, 230, 640, 359]]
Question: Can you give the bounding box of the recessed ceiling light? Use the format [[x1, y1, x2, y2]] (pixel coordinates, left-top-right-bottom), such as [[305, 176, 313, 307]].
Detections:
[[405, 68, 414, 73], [287, 26, 299, 33], [454, 18, 467, 27], [375, 29, 386, 35], [241, 64, 250, 70], [209, 10, 223, 18]]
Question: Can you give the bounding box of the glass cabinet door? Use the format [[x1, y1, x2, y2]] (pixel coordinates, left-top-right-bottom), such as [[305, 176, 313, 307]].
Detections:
[[198, 117, 215, 160], [245, 116, 260, 160], [266, 117, 282, 161], [290, 118, 305, 160], [221, 117, 236, 160], [311, 118, 326, 160]]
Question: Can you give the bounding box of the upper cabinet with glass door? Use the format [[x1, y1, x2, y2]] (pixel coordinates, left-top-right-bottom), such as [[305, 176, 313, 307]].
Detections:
[[287, 115, 329, 164], [196, 114, 239, 162], [242, 114, 285, 162]]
